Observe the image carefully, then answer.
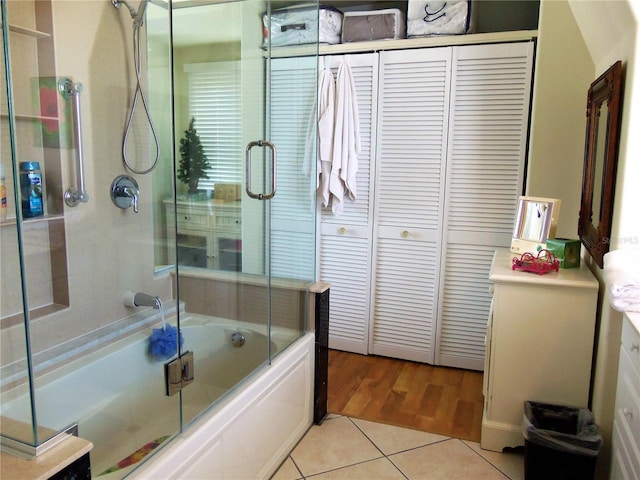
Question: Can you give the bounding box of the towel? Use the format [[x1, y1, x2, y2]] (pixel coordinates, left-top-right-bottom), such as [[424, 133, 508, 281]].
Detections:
[[317, 59, 335, 207], [603, 249, 640, 312], [329, 59, 360, 215], [302, 76, 318, 211]]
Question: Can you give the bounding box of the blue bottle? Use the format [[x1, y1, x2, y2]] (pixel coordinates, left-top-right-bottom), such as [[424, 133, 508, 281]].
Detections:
[[20, 161, 44, 218]]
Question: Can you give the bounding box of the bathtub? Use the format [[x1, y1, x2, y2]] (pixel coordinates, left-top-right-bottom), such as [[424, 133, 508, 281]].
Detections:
[[1, 313, 314, 479]]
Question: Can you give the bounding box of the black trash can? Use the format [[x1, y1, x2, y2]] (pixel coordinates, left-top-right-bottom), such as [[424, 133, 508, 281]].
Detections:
[[523, 401, 603, 480]]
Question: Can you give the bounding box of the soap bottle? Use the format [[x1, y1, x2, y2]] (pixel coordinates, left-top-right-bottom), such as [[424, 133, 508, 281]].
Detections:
[[0, 164, 7, 221], [20, 161, 44, 218]]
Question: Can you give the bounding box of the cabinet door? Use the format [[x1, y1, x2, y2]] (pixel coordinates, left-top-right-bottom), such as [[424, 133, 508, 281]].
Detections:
[[436, 42, 535, 370], [318, 53, 378, 354], [370, 47, 452, 363]]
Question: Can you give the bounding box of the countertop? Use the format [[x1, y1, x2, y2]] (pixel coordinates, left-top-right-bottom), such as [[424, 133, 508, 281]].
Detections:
[[490, 248, 599, 289], [625, 311, 640, 335], [0, 435, 93, 480]]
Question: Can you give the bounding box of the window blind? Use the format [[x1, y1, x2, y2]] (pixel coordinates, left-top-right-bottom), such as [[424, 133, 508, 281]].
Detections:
[[185, 61, 241, 190]]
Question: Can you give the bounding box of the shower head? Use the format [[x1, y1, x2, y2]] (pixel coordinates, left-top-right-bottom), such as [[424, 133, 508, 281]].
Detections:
[[112, 0, 149, 27]]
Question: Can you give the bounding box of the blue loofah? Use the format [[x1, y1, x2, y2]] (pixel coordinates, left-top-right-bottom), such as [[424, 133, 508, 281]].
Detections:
[[148, 324, 184, 361]]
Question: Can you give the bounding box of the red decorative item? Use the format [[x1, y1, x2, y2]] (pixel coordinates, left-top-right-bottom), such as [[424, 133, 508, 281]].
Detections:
[[512, 249, 560, 275]]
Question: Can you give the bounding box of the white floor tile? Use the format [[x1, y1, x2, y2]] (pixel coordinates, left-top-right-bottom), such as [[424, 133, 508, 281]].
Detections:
[[271, 457, 303, 480], [307, 457, 406, 480], [351, 417, 450, 455], [290, 416, 383, 477], [389, 438, 510, 480], [464, 440, 524, 480], [273, 416, 523, 480]]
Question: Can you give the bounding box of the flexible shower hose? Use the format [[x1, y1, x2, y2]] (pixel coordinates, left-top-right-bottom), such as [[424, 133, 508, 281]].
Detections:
[[122, 20, 160, 174]]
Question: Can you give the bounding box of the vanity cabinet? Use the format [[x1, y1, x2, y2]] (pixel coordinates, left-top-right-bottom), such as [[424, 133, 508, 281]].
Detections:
[[611, 312, 640, 479], [164, 200, 241, 270], [481, 248, 599, 452]]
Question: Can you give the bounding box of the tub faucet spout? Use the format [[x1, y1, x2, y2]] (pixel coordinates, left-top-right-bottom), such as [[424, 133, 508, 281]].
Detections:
[[124, 291, 161, 309]]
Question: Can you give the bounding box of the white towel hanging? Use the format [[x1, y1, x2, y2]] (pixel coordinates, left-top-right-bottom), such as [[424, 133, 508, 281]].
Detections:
[[317, 57, 335, 208], [330, 58, 360, 215]]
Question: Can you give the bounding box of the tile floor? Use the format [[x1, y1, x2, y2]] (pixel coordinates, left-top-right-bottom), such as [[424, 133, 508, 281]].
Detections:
[[272, 415, 524, 480]]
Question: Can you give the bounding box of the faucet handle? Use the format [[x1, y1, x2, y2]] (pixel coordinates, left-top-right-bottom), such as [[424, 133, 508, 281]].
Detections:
[[111, 175, 139, 213]]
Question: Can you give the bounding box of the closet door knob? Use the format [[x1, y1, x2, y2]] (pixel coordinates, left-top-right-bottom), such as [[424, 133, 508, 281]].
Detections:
[[339, 227, 346, 234], [402, 230, 410, 238], [631, 343, 639, 353]]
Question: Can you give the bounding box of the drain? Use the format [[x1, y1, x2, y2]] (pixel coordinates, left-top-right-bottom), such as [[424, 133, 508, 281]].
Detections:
[[230, 332, 246, 347]]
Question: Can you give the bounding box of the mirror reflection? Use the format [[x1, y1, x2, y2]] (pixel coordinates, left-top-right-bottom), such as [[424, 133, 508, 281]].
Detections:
[[511, 196, 561, 254], [592, 103, 608, 228]]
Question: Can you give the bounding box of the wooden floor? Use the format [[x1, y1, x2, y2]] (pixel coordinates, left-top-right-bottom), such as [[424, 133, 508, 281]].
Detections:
[[327, 349, 484, 442]]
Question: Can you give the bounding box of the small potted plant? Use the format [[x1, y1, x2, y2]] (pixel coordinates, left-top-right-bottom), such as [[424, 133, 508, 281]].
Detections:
[[178, 117, 211, 196]]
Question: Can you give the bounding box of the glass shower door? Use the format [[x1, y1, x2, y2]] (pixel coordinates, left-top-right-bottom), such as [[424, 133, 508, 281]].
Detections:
[[168, 0, 318, 426], [1, 0, 181, 475], [1, 4, 36, 452]]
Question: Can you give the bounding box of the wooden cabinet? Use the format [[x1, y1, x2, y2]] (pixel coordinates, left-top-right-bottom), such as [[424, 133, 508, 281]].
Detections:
[[481, 248, 599, 452], [165, 200, 241, 270], [313, 41, 534, 368], [611, 312, 640, 479]]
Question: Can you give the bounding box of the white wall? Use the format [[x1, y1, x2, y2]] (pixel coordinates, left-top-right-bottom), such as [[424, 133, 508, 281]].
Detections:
[[527, 0, 593, 238], [26, 0, 172, 352], [531, 1, 639, 478]]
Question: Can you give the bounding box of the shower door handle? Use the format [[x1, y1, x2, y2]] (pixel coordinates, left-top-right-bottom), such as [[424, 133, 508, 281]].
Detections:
[[245, 140, 276, 200]]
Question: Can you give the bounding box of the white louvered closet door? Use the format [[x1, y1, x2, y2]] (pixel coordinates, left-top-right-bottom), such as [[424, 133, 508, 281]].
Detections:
[[319, 53, 378, 354], [370, 47, 452, 363], [270, 57, 318, 280], [436, 42, 535, 370]]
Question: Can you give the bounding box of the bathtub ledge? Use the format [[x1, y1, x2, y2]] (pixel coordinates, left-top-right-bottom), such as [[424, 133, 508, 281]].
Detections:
[[1, 301, 183, 391]]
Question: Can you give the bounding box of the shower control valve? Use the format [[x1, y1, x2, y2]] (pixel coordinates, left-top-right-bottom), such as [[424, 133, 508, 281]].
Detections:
[[111, 175, 139, 213]]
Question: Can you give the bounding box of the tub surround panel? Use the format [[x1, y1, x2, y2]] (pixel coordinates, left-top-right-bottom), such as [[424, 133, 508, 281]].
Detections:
[[174, 273, 307, 331]]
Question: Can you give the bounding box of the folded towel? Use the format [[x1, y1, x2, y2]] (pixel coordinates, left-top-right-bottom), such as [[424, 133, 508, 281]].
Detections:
[[603, 249, 640, 312]]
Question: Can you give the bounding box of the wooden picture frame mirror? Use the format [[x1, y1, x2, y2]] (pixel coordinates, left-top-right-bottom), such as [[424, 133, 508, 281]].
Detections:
[[578, 60, 623, 268]]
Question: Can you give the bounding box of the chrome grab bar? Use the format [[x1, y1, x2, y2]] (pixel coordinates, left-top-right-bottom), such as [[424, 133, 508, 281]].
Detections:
[[245, 140, 276, 200], [59, 78, 89, 207]]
